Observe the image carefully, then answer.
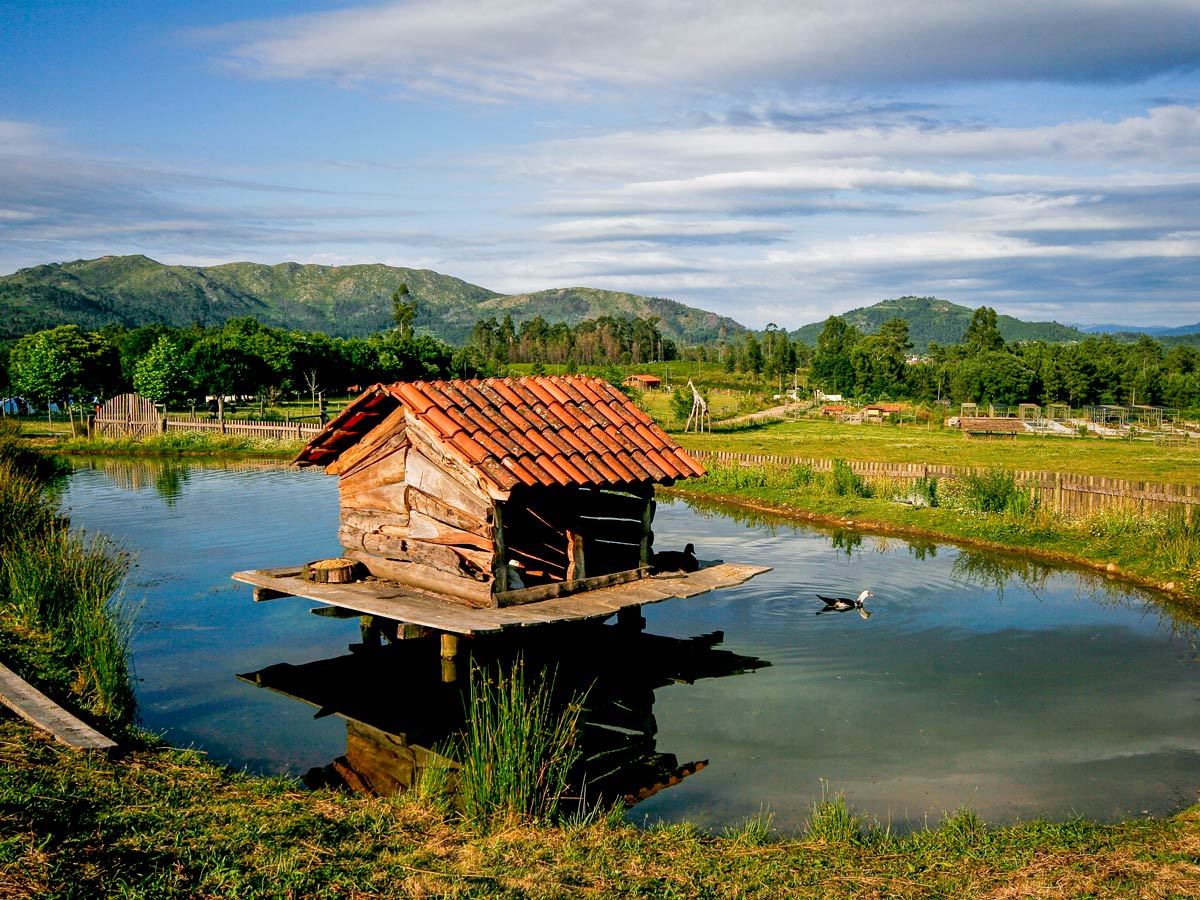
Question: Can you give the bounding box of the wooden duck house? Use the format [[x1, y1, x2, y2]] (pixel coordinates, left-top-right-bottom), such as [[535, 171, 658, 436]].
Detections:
[[294, 376, 707, 609]]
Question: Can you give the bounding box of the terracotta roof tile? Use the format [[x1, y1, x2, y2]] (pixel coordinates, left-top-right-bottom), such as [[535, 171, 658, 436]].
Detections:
[[295, 375, 704, 490]]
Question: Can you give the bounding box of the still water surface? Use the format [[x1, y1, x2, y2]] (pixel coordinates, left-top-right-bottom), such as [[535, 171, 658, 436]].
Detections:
[[61, 457, 1200, 833]]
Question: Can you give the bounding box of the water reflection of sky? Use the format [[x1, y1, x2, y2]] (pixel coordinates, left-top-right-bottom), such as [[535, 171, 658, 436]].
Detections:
[[59, 459, 1200, 834]]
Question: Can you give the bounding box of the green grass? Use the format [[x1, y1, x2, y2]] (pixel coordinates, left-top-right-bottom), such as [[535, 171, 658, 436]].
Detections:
[[678, 417, 1200, 486], [0, 717, 1196, 899], [51, 430, 304, 457]]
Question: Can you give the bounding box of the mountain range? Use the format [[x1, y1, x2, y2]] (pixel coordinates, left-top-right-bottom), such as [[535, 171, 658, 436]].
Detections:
[[0, 255, 743, 346], [0, 256, 1193, 350]]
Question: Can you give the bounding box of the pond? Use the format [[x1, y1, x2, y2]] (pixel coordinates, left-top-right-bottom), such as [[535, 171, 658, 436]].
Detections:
[[60, 457, 1200, 834]]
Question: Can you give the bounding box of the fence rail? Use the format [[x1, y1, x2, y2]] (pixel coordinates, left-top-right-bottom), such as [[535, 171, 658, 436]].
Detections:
[[164, 416, 324, 441], [688, 449, 1200, 516]]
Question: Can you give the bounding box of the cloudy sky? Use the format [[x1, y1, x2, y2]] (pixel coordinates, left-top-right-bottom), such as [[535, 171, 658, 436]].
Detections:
[[2, 1, 1198, 329]]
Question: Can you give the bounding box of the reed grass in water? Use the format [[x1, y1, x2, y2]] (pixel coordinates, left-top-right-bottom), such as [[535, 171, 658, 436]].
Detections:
[[0, 422, 138, 728], [453, 658, 588, 827]]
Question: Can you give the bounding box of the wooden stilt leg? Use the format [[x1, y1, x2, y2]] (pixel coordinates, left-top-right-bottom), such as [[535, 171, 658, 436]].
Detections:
[[440, 633, 459, 683]]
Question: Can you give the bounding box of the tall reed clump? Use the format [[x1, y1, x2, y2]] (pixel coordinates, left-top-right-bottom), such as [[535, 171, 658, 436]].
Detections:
[[947, 468, 1034, 516], [828, 458, 871, 498], [453, 658, 588, 828], [0, 424, 137, 728]]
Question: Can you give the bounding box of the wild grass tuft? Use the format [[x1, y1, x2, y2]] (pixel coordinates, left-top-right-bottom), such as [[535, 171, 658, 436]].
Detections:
[[953, 468, 1032, 515], [452, 658, 589, 828], [805, 787, 863, 845], [722, 805, 775, 846]]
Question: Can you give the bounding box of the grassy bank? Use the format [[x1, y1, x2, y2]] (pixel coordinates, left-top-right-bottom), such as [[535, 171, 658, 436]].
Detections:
[[1, 717, 1197, 899], [31, 428, 304, 458], [671, 459, 1200, 609]]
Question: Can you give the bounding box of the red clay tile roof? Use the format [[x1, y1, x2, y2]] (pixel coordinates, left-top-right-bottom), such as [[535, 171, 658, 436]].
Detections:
[[295, 376, 705, 495]]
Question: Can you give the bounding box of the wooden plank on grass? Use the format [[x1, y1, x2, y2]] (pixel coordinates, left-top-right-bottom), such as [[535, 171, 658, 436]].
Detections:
[[0, 661, 116, 752]]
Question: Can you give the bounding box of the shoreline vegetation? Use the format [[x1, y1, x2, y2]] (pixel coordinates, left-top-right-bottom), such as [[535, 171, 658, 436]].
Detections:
[[2, 424, 1199, 897]]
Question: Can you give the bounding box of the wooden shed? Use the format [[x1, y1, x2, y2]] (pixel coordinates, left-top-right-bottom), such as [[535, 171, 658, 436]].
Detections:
[[294, 376, 707, 609]]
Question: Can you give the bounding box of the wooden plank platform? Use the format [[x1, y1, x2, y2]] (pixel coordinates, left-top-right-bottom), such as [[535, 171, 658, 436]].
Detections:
[[0, 661, 117, 752], [232, 562, 771, 636]]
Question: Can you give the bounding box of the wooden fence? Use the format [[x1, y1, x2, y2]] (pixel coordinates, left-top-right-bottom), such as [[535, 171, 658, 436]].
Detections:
[[163, 414, 323, 442], [91, 394, 327, 443], [93, 393, 161, 440], [688, 449, 1200, 516]]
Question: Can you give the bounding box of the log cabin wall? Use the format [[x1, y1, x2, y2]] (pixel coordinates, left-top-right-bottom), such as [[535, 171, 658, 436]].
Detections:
[[329, 404, 499, 607]]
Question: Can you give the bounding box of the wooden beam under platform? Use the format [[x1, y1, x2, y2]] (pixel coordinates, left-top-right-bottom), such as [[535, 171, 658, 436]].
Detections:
[[232, 562, 771, 637]]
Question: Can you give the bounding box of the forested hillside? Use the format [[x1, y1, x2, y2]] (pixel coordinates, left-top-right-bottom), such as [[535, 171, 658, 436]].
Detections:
[[790, 296, 1086, 348], [0, 256, 742, 346]]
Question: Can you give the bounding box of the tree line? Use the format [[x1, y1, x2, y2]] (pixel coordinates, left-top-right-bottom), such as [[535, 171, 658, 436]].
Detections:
[[464, 314, 678, 369], [3, 302, 1197, 415], [807, 306, 1200, 410], [0, 316, 465, 414]]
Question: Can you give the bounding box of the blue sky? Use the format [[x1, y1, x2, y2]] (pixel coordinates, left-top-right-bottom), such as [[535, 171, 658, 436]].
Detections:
[[2, 1, 1198, 330]]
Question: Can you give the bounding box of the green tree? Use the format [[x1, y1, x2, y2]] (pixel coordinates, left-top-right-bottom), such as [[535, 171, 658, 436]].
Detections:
[[9, 325, 121, 416], [11, 332, 74, 421], [962, 307, 1005, 355], [851, 318, 911, 397], [810, 316, 860, 395], [133, 336, 191, 406], [391, 284, 415, 340], [189, 336, 267, 418], [948, 351, 1035, 406], [742, 334, 764, 376]]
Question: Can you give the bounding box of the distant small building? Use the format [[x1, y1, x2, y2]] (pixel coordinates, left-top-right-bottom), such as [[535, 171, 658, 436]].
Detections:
[[623, 374, 662, 389], [820, 404, 848, 417], [862, 403, 905, 420]]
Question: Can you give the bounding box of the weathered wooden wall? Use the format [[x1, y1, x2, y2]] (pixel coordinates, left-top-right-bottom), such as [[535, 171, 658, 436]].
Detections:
[[333, 408, 500, 607], [688, 449, 1200, 516]]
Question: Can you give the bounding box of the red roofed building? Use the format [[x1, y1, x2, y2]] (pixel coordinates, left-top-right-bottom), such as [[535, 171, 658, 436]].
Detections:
[[295, 376, 705, 608]]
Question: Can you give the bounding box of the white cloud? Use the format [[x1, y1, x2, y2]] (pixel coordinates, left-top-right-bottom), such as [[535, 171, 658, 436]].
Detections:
[[206, 1, 1200, 102]]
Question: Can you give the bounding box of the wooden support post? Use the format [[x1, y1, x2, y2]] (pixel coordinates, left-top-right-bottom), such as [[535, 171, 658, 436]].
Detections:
[[440, 632, 460, 683], [639, 497, 656, 569], [360, 615, 383, 648], [492, 506, 508, 593]]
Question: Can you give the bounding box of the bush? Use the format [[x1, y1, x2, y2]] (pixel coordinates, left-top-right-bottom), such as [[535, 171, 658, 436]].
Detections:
[[829, 458, 871, 498], [956, 468, 1033, 516]]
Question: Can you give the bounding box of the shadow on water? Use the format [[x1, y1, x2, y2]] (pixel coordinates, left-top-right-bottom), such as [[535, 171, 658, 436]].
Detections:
[[239, 619, 770, 808]]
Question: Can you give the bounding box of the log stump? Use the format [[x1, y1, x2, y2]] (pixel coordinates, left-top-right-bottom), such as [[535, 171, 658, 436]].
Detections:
[[302, 558, 362, 584]]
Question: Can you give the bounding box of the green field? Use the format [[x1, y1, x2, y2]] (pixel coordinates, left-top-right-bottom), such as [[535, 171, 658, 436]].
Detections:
[[677, 417, 1200, 486]]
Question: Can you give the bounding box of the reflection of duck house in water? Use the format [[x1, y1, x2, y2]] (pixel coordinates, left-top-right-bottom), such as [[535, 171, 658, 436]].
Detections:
[[233, 376, 769, 663], [239, 625, 770, 804]]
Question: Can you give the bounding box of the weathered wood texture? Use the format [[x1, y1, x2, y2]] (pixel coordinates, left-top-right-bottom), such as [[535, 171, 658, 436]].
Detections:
[[93, 393, 161, 440], [232, 562, 771, 635], [688, 449, 1200, 516], [0, 662, 116, 752]]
